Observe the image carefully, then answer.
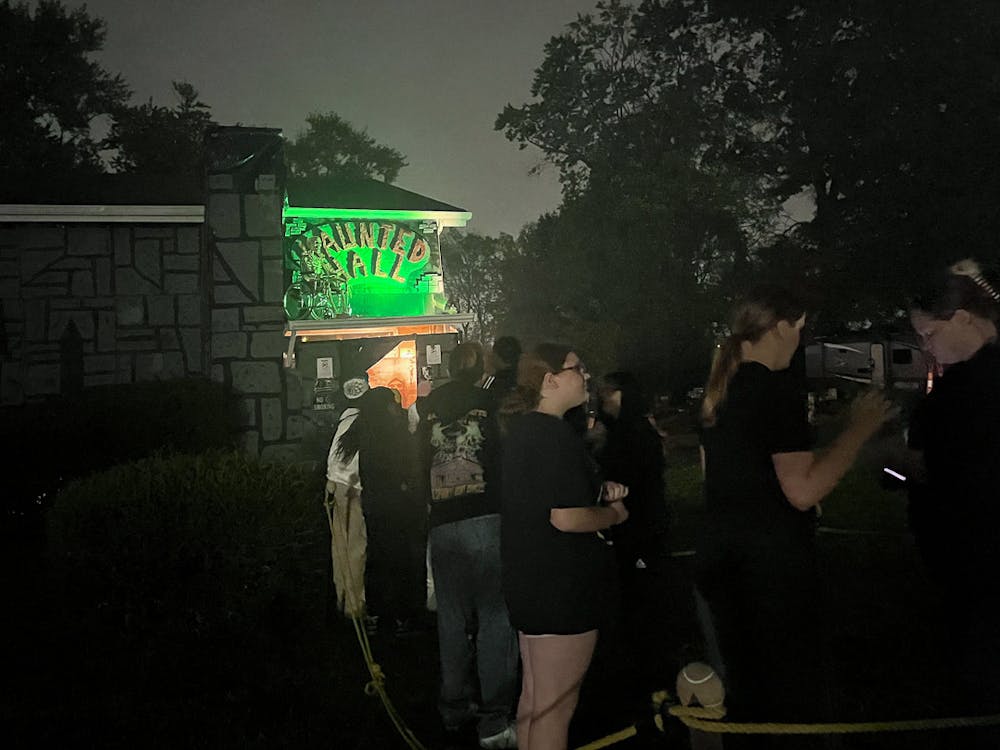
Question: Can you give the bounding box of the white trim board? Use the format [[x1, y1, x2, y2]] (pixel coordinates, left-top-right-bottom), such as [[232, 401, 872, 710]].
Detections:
[[0, 204, 205, 223]]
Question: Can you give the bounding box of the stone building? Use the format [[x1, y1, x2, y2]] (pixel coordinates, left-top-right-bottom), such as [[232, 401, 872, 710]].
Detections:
[[0, 126, 472, 462]]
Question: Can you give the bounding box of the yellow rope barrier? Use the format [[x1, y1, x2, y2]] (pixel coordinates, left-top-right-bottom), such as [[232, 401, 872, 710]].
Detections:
[[665, 703, 1000, 735], [325, 493, 428, 750], [328, 488, 1000, 749], [573, 725, 638, 750]]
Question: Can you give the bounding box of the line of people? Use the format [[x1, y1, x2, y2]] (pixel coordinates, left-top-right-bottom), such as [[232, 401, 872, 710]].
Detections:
[[324, 256, 1000, 750], [324, 337, 670, 750]]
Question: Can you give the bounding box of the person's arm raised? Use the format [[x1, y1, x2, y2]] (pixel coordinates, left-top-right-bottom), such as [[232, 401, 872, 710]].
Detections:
[[772, 391, 896, 511]]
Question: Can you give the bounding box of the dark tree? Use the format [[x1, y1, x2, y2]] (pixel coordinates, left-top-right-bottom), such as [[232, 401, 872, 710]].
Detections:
[[103, 82, 215, 176], [499, 0, 1000, 393], [496, 1, 764, 391], [0, 0, 130, 178], [440, 231, 516, 343], [285, 112, 408, 182], [733, 0, 1000, 325]]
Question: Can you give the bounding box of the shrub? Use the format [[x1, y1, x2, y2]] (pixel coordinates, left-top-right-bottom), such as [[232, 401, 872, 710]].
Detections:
[[1, 377, 241, 518], [37, 450, 367, 747]]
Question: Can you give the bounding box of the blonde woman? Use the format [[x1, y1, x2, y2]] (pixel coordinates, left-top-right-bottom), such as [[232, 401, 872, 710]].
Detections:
[[501, 343, 629, 750], [696, 286, 892, 740]]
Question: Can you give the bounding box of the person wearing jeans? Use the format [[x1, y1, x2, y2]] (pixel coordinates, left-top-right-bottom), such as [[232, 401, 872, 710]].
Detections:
[[431, 514, 518, 743], [418, 342, 518, 749]]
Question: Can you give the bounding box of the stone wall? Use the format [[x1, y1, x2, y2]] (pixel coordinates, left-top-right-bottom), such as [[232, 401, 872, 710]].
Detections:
[[0, 126, 349, 464], [204, 126, 308, 463], [0, 222, 206, 404]]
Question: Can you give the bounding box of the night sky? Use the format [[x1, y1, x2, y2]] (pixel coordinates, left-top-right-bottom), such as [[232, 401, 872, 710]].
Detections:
[[72, 0, 603, 236]]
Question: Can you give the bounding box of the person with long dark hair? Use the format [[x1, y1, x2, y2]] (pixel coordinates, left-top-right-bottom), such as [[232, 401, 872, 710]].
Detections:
[[908, 260, 1000, 740], [595, 370, 669, 570], [696, 286, 892, 742], [339, 386, 427, 635], [500, 343, 629, 750], [325, 376, 370, 617]]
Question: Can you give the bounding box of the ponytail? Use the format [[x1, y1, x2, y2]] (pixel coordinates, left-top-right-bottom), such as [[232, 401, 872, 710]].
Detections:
[[701, 335, 742, 427], [701, 285, 807, 427]]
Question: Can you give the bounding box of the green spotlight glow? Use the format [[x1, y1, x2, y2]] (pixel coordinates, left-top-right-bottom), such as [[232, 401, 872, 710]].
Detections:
[[282, 217, 448, 320]]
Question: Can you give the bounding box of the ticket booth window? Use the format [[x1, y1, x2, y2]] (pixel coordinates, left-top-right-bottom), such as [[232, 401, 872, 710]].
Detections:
[[366, 339, 418, 407]]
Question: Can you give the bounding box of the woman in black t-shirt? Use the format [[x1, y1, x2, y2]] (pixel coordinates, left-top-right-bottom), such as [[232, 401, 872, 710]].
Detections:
[[908, 260, 1000, 729], [696, 287, 892, 735], [501, 343, 629, 750]]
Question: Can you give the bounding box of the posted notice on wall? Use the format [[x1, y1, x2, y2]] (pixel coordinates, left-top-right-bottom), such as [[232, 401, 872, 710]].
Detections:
[[426, 344, 442, 365], [316, 357, 334, 379]]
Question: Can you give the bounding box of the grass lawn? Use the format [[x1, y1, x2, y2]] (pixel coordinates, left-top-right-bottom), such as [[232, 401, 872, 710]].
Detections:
[[656, 439, 984, 750]]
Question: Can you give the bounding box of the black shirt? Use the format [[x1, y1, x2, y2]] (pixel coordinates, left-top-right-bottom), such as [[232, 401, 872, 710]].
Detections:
[[417, 380, 500, 528], [700, 362, 814, 545], [501, 411, 612, 634], [908, 343, 1000, 587]]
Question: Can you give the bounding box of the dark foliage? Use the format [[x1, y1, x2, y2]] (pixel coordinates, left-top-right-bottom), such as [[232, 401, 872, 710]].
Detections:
[[0, 451, 369, 748], [0, 377, 241, 521], [0, 0, 130, 178]]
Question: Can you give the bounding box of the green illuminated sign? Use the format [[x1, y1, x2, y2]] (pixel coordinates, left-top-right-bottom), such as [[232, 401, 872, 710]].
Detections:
[[283, 218, 446, 319]]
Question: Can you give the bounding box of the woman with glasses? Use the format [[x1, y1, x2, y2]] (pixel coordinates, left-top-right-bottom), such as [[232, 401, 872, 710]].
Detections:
[[500, 343, 629, 750], [908, 260, 1000, 740]]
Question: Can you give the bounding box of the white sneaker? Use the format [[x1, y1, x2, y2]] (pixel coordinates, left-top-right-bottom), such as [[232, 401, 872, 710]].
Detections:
[[479, 724, 517, 749]]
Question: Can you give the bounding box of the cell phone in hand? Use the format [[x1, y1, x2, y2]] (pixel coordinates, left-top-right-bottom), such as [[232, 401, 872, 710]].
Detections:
[[883, 467, 907, 482]]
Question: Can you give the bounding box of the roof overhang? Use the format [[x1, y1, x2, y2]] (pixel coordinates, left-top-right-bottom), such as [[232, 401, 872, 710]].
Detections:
[[282, 206, 471, 228], [283, 314, 472, 356], [0, 204, 205, 223]]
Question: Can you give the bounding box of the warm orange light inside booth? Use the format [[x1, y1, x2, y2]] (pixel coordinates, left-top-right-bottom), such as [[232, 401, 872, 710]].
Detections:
[[366, 339, 418, 407]]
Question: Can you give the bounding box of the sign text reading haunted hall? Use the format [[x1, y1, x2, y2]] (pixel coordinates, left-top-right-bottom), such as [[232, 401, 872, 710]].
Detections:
[[298, 221, 430, 282]]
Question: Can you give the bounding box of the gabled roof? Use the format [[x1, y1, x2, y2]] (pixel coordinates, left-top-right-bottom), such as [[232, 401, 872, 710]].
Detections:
[[286, 176, 465, 212], [284, 176, 471, 227]]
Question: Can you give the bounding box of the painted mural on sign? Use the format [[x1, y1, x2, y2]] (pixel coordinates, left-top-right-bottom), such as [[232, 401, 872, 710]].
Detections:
[[283, 218, 446, 319]]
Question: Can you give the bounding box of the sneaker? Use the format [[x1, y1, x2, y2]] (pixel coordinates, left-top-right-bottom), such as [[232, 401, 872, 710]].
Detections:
[[479, 724, 517, 749]]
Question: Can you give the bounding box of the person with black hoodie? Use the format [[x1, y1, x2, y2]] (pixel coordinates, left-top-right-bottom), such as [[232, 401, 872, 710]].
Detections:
[[483, 336, 521, 406], [595, 371, 670, 571], [341, 386, 427, 635], [417, 342, 518, 749]]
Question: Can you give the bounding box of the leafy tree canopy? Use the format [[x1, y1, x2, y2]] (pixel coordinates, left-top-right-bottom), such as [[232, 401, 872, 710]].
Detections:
[[285, 112, 408, 183], [103, 82, 215, 176], [0, 0, 130, 177], [497, 0, 1000, 396], [440, 231, 517, 344]]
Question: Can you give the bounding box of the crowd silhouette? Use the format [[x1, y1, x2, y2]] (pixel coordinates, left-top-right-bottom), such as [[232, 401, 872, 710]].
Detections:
[[324, 259, 1000, 749]]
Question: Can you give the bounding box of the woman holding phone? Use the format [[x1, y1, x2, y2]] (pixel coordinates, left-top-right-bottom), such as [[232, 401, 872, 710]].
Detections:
[[501, 343, 629, 750], [696, 286, 892, 744]]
